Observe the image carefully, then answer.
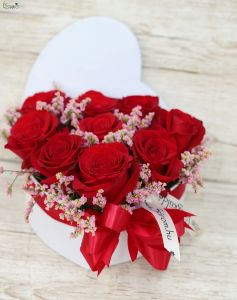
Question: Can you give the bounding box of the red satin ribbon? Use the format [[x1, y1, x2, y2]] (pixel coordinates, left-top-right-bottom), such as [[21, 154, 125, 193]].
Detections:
[[32, 183, 192, 274], [81, 204, 192, 274]]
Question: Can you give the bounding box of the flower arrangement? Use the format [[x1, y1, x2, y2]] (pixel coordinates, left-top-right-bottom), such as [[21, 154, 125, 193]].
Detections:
[[1, 89, 210, 274]]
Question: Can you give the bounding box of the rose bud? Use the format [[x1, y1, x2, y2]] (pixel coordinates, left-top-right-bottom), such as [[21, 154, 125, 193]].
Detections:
[[76, 90, 118, 117], [117, 95, 159, 115]]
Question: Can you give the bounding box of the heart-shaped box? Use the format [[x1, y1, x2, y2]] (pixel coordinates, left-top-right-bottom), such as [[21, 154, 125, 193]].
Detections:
[[26, 17, 168, 269]]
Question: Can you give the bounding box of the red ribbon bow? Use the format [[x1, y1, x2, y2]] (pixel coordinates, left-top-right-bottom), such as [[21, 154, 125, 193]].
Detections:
[[81, 203, 192, 274], [32, 183, 192, 274]]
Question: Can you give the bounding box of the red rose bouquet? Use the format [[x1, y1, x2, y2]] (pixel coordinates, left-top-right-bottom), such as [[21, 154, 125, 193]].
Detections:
[[1, 89, 210, 274]]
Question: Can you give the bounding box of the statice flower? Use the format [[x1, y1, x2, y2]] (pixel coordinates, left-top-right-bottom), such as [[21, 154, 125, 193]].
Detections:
[[36, 91, 65, 115], [70, 215, 97, 238], [24, 198, 35, 223], [139, 112, 155, 128], [180, 145, 211, 192], [24, 173, 97, 236], [3, 171, 25, 197], [51, 92, 65, 113], [92, 189, 106, 209], [0, 166, 4, 174], [103, 128, 135, 147], [145, 181, 166, 196], [71, 128, 99, 146], [121, 204, 134, 214], [83, 132, 99, 146], [126, 163, 166, 206], [126, 188, 150, 204], [139, 163, 151, 183], [114, 105, 155, 131], [111, 106, 154, 147], [60, 97, 91, 128], [56, 172, 74, 186], [4, 108, 21, 126]]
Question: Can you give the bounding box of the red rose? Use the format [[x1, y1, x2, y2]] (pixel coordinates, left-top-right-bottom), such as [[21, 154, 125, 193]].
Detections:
[[132, 128, 183, 183], [20, 90, 68, 114], [79, 112, 123, 141], [73, 143, 139, 203], [117, 95, 159, 115], [31, 132, 83, 177], [5, 110, 59, 169], [150, 106, 168, 129], [152, 109, 205, 153], [77, 90, 118, 117]]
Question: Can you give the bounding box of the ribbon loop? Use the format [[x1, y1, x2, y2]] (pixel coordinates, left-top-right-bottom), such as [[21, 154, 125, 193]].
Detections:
[[101, 203, 130, 232], [31, 185, 191, 274]]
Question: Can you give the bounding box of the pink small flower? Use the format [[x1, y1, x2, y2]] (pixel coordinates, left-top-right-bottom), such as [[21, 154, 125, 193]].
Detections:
[[0, 166, 4, 174], [24, 198, 35, 223], [92, 189, 106, 209], [179, 145, 211, 192], [84, 132, 99, 146]]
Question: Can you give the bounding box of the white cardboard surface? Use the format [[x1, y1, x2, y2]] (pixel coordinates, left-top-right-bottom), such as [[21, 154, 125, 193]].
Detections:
[[27, 17, 167, 268]]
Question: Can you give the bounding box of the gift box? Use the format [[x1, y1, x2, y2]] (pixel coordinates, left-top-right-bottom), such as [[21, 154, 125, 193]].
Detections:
[[2, 17, 210, 274]]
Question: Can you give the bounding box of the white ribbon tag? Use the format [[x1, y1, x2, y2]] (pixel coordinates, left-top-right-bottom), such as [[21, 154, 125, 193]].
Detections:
[[142, 194, 181, 261], [155, 195, 184, 210]]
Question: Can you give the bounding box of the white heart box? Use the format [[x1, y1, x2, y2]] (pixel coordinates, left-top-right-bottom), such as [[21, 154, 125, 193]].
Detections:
[[26, 17, 168, 269]]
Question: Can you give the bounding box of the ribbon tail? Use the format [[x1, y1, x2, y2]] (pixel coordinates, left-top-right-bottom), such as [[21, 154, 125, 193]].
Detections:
[[127, 226, 171, 270], [80, 229, 119, 274], [140, 246, 171, 270], [127, 234, 138, 262], [142, 247, 171, 270]]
